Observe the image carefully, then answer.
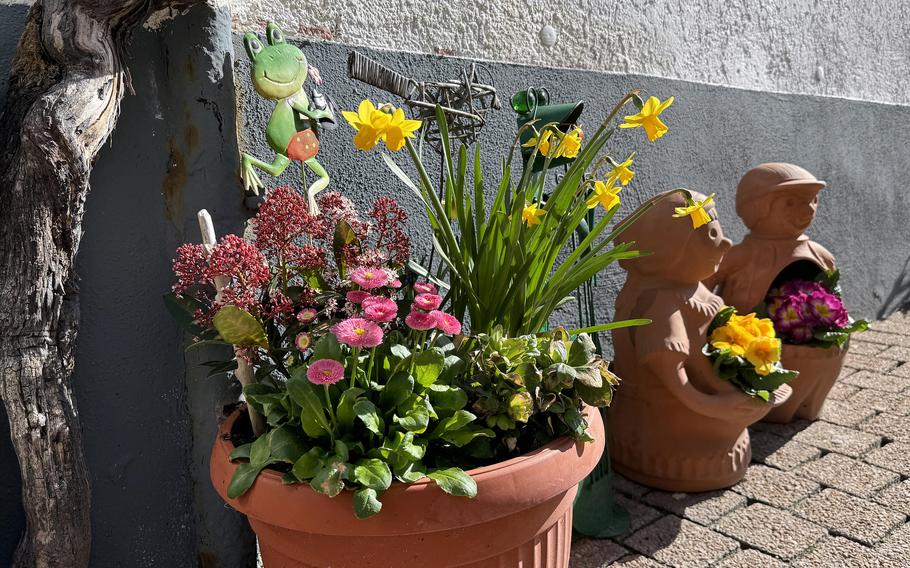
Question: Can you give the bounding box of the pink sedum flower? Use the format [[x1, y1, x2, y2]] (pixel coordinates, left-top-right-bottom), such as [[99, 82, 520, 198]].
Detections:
[[364, 298, 398, 323], [405, 310, 438, 331], [413, 293, 442, 311], [297, 308, 318, 323], [413, 282, 437, 294], [350, 266, 389, 290], [331, 317, 384, 348], [307, 359, 345, 385], [346, 290, 372, 304], [295, 332, 312, 352], [431, 310, 462, 335]]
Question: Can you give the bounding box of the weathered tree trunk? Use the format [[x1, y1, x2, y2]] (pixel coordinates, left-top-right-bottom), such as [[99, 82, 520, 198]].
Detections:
[[0, 1, 193, 566]]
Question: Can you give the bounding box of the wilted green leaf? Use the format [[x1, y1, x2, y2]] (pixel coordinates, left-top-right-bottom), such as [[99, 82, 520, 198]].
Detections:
[[212, 305, 268, 348], [508, 391, 534, 423]]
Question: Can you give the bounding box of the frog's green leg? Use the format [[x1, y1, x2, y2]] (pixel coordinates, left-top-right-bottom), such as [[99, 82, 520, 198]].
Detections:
[[303, 157, 330, 213], [241, 153, 291, 195]]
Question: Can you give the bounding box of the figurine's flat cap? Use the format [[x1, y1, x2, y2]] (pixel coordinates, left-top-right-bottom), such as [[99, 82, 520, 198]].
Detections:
[[736, 163, 826, 214]]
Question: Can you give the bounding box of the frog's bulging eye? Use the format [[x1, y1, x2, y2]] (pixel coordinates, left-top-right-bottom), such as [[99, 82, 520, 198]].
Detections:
[[267, 23, 285, 45], [244, 34, 263, 60]]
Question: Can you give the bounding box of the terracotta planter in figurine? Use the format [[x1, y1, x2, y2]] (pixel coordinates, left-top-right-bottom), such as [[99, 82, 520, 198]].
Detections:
[[713, 163, 846, 423], [609, 190, 791, 492], [212, 408, 604, 568]]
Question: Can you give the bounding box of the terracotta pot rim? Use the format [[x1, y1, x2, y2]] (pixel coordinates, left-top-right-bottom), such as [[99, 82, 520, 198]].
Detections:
[[211, 406, 604, 536], [782, 342, 847, 358]]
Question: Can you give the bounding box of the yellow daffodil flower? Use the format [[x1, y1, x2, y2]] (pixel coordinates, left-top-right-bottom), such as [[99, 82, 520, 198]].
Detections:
[[522, 129, 556, 157], [555, 126, 583, 158], [522, 202, 546, 226], [585, 181, 622, 211], [672, 193, 715, 229], [744, 336, 782, 376], [382, 107, 422, 152], [619, 96, 674, 142], [342, 100, 390, 151], [607, 152, 636, 186]]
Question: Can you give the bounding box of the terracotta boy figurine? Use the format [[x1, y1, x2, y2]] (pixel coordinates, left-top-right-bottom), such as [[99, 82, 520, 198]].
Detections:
[[609, 190, 790, 491], [712, 163, 834, 313], [714, 163, 843, 423]]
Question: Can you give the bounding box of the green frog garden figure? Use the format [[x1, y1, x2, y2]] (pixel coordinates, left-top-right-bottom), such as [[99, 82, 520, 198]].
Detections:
[[241, 23, 334, 212]]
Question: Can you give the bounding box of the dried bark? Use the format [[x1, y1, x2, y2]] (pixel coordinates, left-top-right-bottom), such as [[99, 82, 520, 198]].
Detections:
[[0, 1, 195, 566]]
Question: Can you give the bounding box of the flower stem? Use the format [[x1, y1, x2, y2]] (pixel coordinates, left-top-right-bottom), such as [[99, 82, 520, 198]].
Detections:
[[365, 347, 376, 386], [349, 347, 361, 389], [323, 384, 336, 444]]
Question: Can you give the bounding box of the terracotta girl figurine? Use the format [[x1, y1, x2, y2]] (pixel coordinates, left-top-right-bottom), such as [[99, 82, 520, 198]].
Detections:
[[609, 190, 790, 491], [713, 163, 844, 423]]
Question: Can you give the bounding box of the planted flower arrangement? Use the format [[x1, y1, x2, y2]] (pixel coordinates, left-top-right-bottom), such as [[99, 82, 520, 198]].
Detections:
[[167, 26, 688, 568]]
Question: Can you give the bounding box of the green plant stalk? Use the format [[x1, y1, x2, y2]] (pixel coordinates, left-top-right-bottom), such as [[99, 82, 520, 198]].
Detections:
[[349, 346, 361, 389]]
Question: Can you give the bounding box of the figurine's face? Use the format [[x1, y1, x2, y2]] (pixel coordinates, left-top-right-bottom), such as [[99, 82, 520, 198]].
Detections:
[[675, 213, 732, 283], [244, 24, 307, 100], [754, 188, 820, 238]]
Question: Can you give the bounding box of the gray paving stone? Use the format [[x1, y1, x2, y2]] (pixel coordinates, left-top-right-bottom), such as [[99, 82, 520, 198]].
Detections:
[[613, 474, 651, 498], [793, 488, 906, 545], [857, 330, 910, 347], [874, 479, 910, 516], [849, 388, 910, 415], [749, 429, 822, 470], [569, 539, 629, 568], [864, 442, 910, 475], [838, 366, 858, 379], [714, 549, 785, 568], [792, 536, 884, 568], [848, 340, 889, 355], [732, 464, 820, 508], [641, 489, 746, 527], [715, 503, 826, 560], [751, 418, 812, 438], [792, 420, 882, 457], [870, 316, 910, 336], [842, 370, 910, 392], [843, 354, 900, 374], [878, 345, 910, 361], [623, 515, 738, 568], [615, 494, 663, 533], [826, 381, 860, 401], [861, 412, 910, 442], [817, 398, 877, 427], [795, 452, 900, 497], [886, 361, 910, 378], [608, 555, 665, 568], [877, 522, 910, 568]]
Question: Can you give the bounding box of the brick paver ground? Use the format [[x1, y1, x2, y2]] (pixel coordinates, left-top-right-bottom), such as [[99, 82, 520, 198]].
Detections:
[[571, 310, 910, 567]]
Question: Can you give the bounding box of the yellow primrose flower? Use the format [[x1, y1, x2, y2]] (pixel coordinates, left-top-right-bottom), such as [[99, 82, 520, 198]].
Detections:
[[744, 336, 782, 376], [342, 100, 390, 151], [522, 202, 546, 226], [619, 96, 674, 142], [585, 181, 622, 211], [522, 129, 557, 157], [607, 153, 636, 186], [555, 126, 583, 158], [382, 107, 422, 152], [672, 193, 715, 229], [710, 323, 753, 356]]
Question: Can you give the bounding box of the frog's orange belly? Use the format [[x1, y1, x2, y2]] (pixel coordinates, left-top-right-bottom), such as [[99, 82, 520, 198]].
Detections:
[[286, 129, 319, 161]]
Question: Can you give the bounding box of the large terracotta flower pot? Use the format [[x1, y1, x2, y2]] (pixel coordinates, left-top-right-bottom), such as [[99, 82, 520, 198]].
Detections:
[[762, 343, 847, 423], [211, 408, 604, 568]]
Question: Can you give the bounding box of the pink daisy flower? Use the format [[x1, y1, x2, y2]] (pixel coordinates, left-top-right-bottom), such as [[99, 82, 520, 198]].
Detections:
[[295, 332, 312, 351], [350, 266, 389, 290], [405, 310, 438, 331], [306, 359, 345, 385], [331, 317, 384, 348], [364, 298, 398, 323], [413, 293, 442, 311], [346, 290, 372, 304], [431, 311, 462, 335], [297, 308, 318, 323], [414, 282, 437, 294], [389, 278, 402, 289]]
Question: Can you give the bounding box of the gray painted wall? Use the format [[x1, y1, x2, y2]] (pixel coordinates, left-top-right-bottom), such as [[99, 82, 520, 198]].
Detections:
[[1, 5, 909, 567]]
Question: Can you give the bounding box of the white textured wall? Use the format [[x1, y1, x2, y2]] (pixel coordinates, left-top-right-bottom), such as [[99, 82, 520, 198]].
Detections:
[[230, 0, 910, 106]]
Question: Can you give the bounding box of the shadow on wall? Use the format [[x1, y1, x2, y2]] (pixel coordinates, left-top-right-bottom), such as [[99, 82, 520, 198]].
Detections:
[[877, 254, 910, 319], [0, 4, 34, 564]]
